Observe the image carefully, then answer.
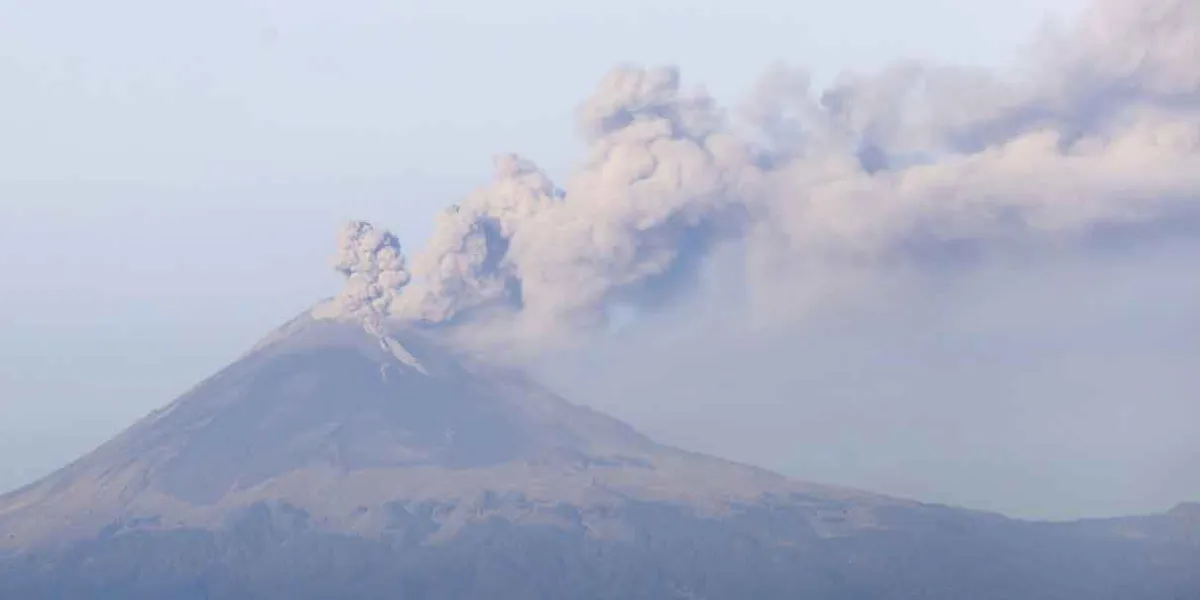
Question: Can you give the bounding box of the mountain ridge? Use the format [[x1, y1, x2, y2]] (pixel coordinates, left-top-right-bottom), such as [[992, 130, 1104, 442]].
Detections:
[[1, 311, 1196, 599], [0, 312, 887, 552]]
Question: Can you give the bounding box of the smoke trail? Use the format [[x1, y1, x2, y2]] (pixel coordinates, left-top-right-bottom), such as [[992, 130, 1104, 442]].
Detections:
[[389, 66, 758, 337], [318, 0, 1200, 346], [313, 221, 411, 331], [393, 154, 563, 325]]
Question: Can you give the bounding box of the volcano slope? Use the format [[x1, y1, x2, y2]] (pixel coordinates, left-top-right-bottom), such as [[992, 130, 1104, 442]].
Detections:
[[0, 313, 1197, 599]]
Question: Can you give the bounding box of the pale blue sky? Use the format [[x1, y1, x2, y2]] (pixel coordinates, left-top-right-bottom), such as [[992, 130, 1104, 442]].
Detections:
[[15, 0, 1196, 522]]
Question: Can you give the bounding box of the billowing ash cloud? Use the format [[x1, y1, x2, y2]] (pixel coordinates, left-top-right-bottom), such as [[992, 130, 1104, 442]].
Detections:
[[319, 0, 1200, 345], [314, 221, 411, 329], [746, 0, 1200, 256], [390, 66, 757, 336], [392, 153, 564, 325]]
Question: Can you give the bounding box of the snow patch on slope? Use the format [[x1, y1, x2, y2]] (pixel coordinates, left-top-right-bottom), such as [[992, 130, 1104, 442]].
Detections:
[[381, 336, 429, 375]]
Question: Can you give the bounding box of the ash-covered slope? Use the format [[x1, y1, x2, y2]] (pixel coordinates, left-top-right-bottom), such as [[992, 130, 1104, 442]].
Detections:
[[0, 314, 1197, 600]]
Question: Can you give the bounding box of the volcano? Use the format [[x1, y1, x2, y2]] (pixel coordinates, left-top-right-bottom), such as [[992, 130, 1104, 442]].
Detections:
[[0, 313, 860, 546], [1, 313, 1197, 599]]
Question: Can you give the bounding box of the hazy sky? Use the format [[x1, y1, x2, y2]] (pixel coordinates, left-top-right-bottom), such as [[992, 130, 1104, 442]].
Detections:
[[8, 0, 1196, 522]]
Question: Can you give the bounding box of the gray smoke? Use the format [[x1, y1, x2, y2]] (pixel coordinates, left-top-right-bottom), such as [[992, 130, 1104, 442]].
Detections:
[[391, 66, 758, 340], [317, 0, 1200, 347], [313, 221, 411, 331], [745, 0, 1200, 266], [393, 154, 563, 325]]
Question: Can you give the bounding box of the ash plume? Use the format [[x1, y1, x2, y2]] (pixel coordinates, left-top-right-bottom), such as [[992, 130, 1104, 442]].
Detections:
[[745, 0, 1200, 260], [393, 154, 563, 326], [314, 221, 411, 332], [389, 65, 758, 339], [317, 0, 1200, 347]]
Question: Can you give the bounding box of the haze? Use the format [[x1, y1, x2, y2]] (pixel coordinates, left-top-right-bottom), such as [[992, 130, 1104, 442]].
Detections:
[[5, 0, 1199, 522]]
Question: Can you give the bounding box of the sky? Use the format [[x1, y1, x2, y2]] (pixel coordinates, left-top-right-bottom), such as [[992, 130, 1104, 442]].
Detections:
[[6, 0, 1197, 521]]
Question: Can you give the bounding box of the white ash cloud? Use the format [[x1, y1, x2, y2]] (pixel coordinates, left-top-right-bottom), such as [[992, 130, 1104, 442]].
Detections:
[[495, 66, 758, 334], [744, 0, 1200, 260], [313, 221, 411, 328], [383, 65, 759, 339], [319, 0, 1200, 346], [393, 154, 563, 325]]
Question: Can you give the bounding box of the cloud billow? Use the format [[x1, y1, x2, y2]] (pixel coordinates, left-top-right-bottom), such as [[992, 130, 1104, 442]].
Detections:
[[319, 0, 1200, 347]]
